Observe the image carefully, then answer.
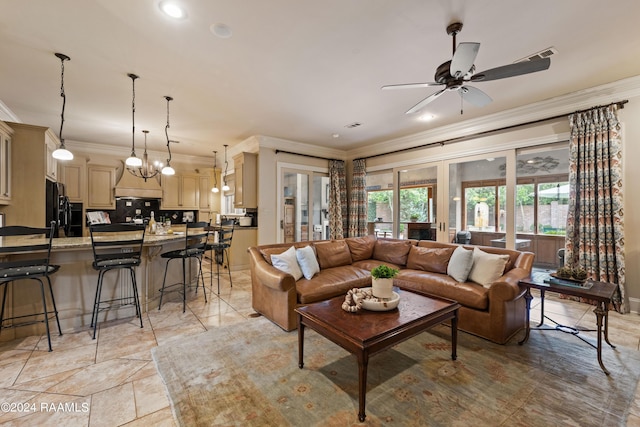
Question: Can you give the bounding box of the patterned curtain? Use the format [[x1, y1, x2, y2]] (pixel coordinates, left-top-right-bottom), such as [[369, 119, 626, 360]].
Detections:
[[565, 104, 627, 312], [328, 160, 347, 239], [348, 159, 367, 237]]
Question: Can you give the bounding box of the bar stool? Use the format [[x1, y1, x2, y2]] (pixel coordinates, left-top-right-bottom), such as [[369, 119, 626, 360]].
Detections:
[[158, 221, 210, 313], [0, 222, 62, 351], [89, 223, 146, 339], [207, 219, 234, 294]]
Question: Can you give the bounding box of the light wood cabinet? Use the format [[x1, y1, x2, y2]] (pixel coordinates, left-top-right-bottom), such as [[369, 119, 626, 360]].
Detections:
[[0, 122, 12, 204], [87, 165, 116, 209], [45, 136, 58, 181], [161, 173, 199, 210], [60, 161, 86, 202], [233, 152, 257, 208], [199, 175, 211, 210], [0, 123, 58, 226]]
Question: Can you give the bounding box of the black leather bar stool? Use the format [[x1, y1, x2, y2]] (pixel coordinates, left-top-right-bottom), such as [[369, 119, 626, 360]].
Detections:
[[207, 219, 235, 294], [89, 223, 146, 339], [158, 221, 210, 313], [0, 221, 62, 351]]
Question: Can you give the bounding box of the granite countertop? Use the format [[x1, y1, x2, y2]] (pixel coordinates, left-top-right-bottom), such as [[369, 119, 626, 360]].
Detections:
[[50, 233, 186, 250]]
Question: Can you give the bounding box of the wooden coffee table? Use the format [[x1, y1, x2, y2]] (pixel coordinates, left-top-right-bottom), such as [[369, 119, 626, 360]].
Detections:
[[295, 289, 460, 422]]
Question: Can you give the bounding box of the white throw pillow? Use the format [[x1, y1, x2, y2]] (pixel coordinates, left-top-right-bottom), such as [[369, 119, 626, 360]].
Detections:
[[296, 245, 320, 280], [271, 246, 303, 281], [447, 246, 474, 282], [468, 247, 510, 288]]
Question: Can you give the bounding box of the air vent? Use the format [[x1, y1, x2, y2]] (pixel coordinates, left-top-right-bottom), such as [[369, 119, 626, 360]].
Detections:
[[345, 122, 362, 129], [515, 46, 558, 63]]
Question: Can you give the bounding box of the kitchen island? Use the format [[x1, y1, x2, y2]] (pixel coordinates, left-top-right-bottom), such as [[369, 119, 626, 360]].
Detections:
[[0, 233, 204, 342]]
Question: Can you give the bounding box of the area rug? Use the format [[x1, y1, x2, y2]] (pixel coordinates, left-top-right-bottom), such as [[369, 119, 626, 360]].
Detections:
[[152, 317, 639, 426]]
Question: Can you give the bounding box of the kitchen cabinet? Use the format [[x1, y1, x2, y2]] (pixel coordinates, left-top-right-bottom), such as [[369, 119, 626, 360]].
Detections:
[[233, 152, 257, 208], [161, 173, 199, 210], [60, 161, 86, 202], [87, 165, 116, 209], [0, 122, 12, 205], [198, 174, 212, 211], [0, 122, 58, 226], [45, 136, 58, 181]]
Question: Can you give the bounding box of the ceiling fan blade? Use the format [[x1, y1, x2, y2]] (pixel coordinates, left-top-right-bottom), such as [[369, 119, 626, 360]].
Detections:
[[471, 57, 550, 82], [381, 82, 441, 90], [405, 89, 446, 114], [460, 85, 492, 107], [450, 42, 480, 78]]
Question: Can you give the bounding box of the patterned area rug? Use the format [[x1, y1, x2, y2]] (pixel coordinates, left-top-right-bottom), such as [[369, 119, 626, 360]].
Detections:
[[152, 317, 639, 426]]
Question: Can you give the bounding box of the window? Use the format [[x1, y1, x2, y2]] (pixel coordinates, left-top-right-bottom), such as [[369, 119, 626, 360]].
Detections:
[[366, 170, 394, 237]]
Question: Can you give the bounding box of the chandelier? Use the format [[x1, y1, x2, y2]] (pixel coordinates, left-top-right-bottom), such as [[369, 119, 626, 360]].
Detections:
[[161, 96, 176, 176], [52, 52, 73, 161], [127, 130, 161, 181], [211, 150, 219, 193]]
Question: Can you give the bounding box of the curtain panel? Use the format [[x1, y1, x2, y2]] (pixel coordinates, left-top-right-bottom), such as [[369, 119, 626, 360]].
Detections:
[[565, 104, 627, 312], [328, 160, 347, 239], [348, 159, 367, 237]]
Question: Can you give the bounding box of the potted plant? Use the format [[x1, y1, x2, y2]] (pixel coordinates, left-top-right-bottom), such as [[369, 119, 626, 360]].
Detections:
[[410, 214, 419, 222], [370, 265, 399, 299]]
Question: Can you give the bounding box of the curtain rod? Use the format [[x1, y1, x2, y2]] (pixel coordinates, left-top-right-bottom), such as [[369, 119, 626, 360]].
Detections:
[[275, 149, 341, 162], [357, 99, 628, 161]]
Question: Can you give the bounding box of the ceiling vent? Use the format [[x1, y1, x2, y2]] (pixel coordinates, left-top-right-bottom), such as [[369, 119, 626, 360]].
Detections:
[[515, 47, 558, 63], [345, 122, 362, 129]]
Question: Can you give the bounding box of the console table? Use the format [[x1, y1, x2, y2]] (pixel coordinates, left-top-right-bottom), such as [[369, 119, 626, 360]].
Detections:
[[518, 274, 617, 375]]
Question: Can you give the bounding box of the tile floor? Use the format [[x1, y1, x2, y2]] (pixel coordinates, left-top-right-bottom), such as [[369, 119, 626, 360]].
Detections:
[[1, 266, 640, 426]]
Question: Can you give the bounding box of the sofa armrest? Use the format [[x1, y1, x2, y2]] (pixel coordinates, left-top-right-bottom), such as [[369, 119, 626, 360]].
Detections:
[[488, 267, 530, 301], [248, 247, 296, 292]]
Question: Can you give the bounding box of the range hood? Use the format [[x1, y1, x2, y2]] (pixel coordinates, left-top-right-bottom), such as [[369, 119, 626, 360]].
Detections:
[[114, 166, 163, 199]]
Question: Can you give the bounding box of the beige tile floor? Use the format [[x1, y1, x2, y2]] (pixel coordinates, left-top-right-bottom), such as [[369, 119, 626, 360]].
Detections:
[[1, 266, 639, 426]]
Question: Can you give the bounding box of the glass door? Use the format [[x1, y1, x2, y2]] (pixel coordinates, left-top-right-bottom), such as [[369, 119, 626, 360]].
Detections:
[[280, 168, 329, 243], [397, 164, 441, 240]]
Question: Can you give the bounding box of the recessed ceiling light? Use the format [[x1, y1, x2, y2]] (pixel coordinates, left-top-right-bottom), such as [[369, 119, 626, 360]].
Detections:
[[332, 133, 340, 138], [160, 1, 186, 19], [211, 23, 232, 39], [418, 113, 435, 121]]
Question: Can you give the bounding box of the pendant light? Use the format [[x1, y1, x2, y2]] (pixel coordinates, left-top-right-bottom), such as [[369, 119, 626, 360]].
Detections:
[[127, 130, 160, 181], [52, 52, 74, 161], [161, 96, 176, 176], [211, 150, 219, 193], [222, 144, 230, 191], [125, 73, 142, 167]]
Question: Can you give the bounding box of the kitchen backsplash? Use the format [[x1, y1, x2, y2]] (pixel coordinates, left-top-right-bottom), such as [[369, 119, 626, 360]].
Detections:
[[86, 198, 200, 225]]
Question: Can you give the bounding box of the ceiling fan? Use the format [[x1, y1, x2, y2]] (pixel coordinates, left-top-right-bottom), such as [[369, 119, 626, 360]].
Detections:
[[382, 22, 551, 114]]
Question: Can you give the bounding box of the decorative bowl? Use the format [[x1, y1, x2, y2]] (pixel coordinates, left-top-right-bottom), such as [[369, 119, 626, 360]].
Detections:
[[360, 288, 400, 311]]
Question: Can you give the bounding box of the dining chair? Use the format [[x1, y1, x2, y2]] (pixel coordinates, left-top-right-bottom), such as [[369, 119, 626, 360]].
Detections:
[[158, 221, 210, 313], [0, 221, 62, 351], [89, 223, 146, 339]]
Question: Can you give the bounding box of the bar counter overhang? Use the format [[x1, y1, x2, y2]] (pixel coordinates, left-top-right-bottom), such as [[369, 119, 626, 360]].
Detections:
[[0, 233, 199, 342]]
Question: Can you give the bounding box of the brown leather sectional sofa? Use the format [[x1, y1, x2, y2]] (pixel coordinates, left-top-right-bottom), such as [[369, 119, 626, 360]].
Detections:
[[248, 235, 535, 344]]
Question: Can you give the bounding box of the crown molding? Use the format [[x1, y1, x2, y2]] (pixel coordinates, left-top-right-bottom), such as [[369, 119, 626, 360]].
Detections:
[[251, 135, 347, 160], [348, 75, 640, 160]]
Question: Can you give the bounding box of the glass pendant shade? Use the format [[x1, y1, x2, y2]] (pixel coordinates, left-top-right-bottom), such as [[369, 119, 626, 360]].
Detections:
[[162, 165, 175, 175], [126, 153, 143, 167], [211, 187, 219, 193], [52, 144, 73, 160], [54, 53, 73, 161]]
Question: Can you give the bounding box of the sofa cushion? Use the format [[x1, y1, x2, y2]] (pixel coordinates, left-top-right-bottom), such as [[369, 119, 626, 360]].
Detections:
[[314, 240, 352, 269], [406, 246, 454, 274], [372, 240, 412, 266], [259, 246, 290, 265], [396, 270, 489, 310], [468, 247, 510, 288], [270, 246, 303, 281], [296, 265, 372, 304], [447, 246, 474, 282], [345, 235, 376, 261], [296, 245, 320, 280], [352, 259, 404, 272]]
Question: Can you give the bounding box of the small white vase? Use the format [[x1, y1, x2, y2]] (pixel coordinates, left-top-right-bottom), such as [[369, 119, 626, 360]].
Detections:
[[372, 277, 394, 299]]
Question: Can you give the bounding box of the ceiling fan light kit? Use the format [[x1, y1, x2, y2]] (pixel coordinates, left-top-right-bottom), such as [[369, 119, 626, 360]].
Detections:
[[382, 22, 551, 115]]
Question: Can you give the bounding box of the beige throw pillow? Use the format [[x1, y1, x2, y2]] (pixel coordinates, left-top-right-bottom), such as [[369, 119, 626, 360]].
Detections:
[[468, 247, 510, 288]]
